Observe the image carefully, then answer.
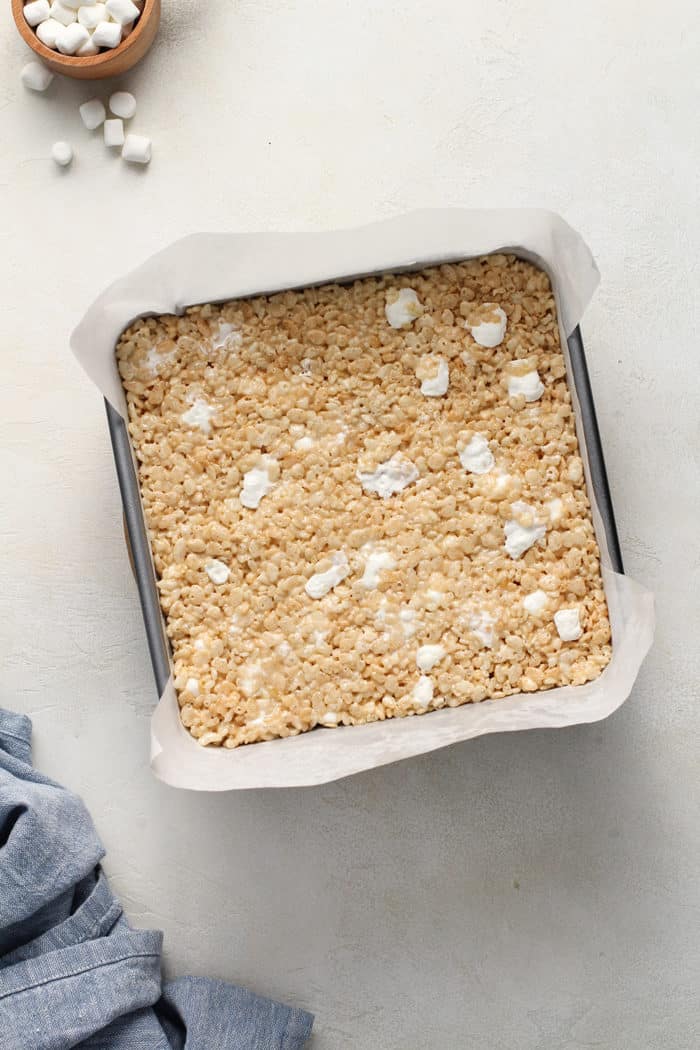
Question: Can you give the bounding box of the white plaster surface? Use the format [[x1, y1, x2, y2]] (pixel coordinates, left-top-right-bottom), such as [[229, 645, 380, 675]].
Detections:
[[1, 2, 697, 1046]]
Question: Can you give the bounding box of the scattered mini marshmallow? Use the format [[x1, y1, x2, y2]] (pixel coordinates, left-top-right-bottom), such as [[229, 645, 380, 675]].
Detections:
[[51, 140, 73, 166], [23, 0, 51, 27], [359, 548, 395, 589], [122, 132, 151, 164], [554, 607, 583, 641], [523, 589, 548, 615], [204, 560, 230, 586], [508, 369, 545, 402], [458, 433, 494, 475], [240, 464, 276, 509], [49, 1, 77, 26], [78, 3, 106, 29], [109, 90, 136, 119], [104, 117, 124, 147], [184, 677, 199, 697], [416, 355, 449, 397], [468, 305, 508, 348], [357, 454, 419, 498], [412, 676, 434, 707], [92, 19, 122, 47], [181, 398, 215, 433], [20, 61, 54, 92], [416, 644, 446, 672], [385, 288, 422, 328], [504, 501, 547, 559], [305, 552, 350, 599], [105, 0, 139, 24], [79, 97, 106, 129], [35, 18, 63, 47], [56, 21, 89, 53]]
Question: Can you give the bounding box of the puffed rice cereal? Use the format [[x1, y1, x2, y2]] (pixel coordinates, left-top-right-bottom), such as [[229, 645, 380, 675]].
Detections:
[[116, 255, 612, 748]]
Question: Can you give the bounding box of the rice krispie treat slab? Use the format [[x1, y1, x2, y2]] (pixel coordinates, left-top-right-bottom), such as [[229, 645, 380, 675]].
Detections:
[[117, 254, 612, 748]]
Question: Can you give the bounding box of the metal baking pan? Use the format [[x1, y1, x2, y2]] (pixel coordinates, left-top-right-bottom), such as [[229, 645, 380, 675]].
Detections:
[[106, 323, 624, 702]]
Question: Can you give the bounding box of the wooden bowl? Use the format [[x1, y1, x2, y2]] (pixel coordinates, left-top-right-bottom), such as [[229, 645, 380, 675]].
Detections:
[[12, 0, 161, 80]]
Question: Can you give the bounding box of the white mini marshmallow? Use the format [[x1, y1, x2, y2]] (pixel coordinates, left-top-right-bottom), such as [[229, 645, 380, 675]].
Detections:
[[51, 140, 73, 166], [504, 501, 547, 559], [416, 644, 446, 672], [554, 607, 583, 641], [104, 118, 124, 147], [105, 0, 139, 23], [24, 0, 51, 26], [77, 35, 99, 54], [417, 355, 449, 397], [49, 1, 77, 25], [35, 18, 63, 47], [20, 61, 54, 92], [523, 589, 548, 615], [468, 305, 508, 348], [91, 19, 122, 47], [78, 3, 106, 28], [412, 676, 434, 707], [122, 133, 151, 164], [385, 288, 422, 328], [79, 97, 106, 129], [305, 552, 350, 599], [109, 90, 136, 119], [458, 433, 494, 475], [63, 0, 89, 8], [205, 560, 230, 586], [56, 21, 89, 53], [508, 370, 545, 402]]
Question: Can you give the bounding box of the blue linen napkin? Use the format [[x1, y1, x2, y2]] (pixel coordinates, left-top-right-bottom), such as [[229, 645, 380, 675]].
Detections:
[[0, 709, 313, 1050]]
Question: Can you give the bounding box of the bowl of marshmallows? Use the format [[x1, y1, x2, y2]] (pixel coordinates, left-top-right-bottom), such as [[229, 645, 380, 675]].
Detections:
[[13, 0, 160, 79]]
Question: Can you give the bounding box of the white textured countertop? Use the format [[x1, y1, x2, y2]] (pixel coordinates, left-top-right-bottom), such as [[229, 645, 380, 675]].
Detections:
[[1, 3, 697, 1047]]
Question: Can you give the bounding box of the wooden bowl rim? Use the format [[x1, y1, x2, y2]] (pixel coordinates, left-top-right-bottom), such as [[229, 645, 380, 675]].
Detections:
[[12, 0, 158, 71]]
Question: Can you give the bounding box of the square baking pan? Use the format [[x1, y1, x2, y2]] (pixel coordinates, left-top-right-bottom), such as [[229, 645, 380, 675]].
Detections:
[[106, 314, 624, 705]]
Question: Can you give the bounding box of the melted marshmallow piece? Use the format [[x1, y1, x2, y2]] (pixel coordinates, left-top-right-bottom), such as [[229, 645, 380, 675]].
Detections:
[[399, 607, 418, 638], [294, 435, 314, 452], [211, 321, 240, 350], [359, 548, 396, 589], [548, 498, 563, 523], [523, 589, 548, 615], [205, 559, 230, 585], [185, 677, 199, 697], [508, 370, 545, 402], [416, 644, 445, 672], [357, 454, 419, 498], [413, 675, 434, 707], [468, 305, 507, 347], [181, 398, 215, 434], [504, 501, 547, 559], [21, 61, 54, 92], [240, 464, 276, 509], [305, 551, 350, 599], [554, 607, 583, 641], [469, 611, 496, 648], [385, 288, 423, 329], [458, 434, 494, 475], [417, 356, 449, 397]]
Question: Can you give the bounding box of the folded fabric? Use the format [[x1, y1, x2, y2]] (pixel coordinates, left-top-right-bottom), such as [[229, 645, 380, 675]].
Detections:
[[0, 709, 313, 1050]]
